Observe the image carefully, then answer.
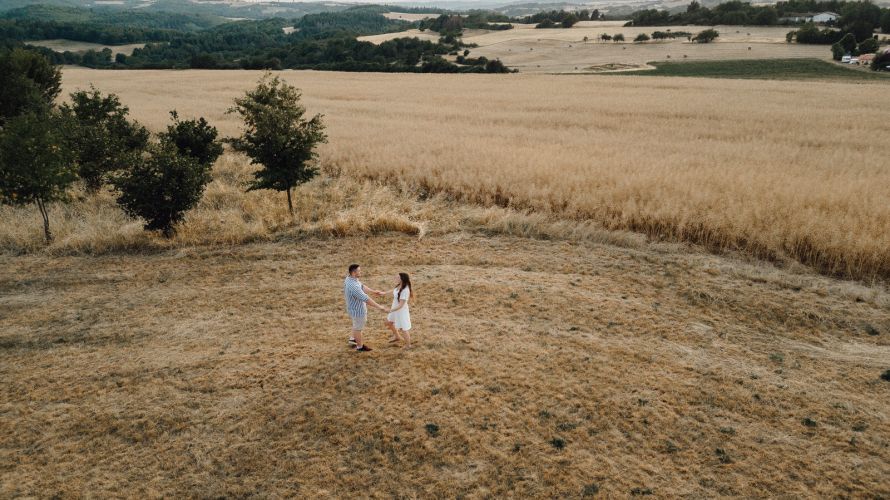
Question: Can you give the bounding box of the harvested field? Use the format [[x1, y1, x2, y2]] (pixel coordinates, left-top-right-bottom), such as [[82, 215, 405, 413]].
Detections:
[[382, 11, 440, 22], [360, 24, 831, 73], [25, 39, 145, 56], [357, 28, 440, 44]]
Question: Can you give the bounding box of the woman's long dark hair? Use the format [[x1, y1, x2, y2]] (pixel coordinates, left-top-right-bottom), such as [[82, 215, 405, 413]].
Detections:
[[397, 273, 413, 303]]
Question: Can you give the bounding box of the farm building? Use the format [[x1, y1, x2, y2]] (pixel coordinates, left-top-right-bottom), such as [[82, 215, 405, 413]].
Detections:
[[780, 11, 838, 23], [811, 12, 839, 23]]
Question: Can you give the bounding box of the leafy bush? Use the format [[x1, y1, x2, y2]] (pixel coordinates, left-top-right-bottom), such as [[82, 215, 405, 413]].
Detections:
[[792, 22, 845, 44], [692, 29, 719, 43], [857, 36, 879, 53], [652, 30, 691, 40], [227, 75, 327, 215], [0, 110, 76, 242], [61, 87, 149, 192], [113, 139, 211, 237], [871, 49, 890, 70], [831, 32, 857, 59], [614, 33, 625, 42], [634, 33, 651, 42], [160, 111, 223, 167]]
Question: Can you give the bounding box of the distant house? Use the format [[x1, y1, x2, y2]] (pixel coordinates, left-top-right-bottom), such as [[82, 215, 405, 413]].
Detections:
[[779, 12, 814, 23], [811, 12, 839, 23], [779, 11, 839, 23]]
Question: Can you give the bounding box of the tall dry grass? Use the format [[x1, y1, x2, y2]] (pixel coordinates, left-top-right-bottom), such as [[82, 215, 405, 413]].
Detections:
[[3, 69, 889, 280], [1, 151, 645, 256]]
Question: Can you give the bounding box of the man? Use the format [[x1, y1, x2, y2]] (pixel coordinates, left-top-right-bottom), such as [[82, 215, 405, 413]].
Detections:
[[344, 263, 388, 352]]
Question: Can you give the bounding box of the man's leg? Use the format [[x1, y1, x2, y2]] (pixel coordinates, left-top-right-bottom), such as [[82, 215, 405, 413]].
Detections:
[[353, 328, 363, 349], [352, 315, 369, 350]]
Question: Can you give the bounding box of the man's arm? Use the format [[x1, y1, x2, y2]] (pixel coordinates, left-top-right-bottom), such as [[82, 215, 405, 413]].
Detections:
[[363, 284, 386, 297], [353, 282, 386, 311], [366, 296, 388, 312]]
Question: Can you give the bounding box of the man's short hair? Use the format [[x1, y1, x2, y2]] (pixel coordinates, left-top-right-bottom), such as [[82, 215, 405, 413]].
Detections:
[[348, 264, 360, 275]]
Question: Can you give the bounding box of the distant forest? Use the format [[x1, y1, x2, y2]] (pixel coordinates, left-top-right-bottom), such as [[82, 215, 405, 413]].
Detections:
[[627, 0, 889, 41], [0, 5, 512, 73], [2, 1, 887, 73]]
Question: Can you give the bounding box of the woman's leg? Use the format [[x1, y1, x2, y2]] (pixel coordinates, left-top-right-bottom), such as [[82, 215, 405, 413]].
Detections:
[[401, 329, 411, 348], [385, 320, 401, 342]]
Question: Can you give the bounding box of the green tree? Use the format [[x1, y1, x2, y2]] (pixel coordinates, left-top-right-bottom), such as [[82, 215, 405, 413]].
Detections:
[[857, 36, 879, 53], [227, 74, 327, 215], [752, 8, 778, 25], [831, 33, 858, 59], [871, 49, 890, 70], [693, 29, 720, 43], [840, 1, 882, 41], [634, 33, 651, 42], [0, 111, 76, 242], [61, 87, 149, 192], [880, 9, 890, 33], [160, 111, 223, 167], [113, 139, 211, 237], [0, 48, 62, 125], [613, 33, 625, 42]]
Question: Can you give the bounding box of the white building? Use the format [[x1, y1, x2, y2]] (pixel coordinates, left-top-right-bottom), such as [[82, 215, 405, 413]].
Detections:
[[811, 12, 839, 23]]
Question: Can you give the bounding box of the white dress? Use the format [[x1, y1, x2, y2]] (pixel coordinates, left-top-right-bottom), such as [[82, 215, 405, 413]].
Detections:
[[387, 286, 411, 330]]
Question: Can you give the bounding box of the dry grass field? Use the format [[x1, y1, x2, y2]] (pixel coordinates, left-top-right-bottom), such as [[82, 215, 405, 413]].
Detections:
[[2, 66, 890, 496], [9, 68, 884, 281], [3, 232, 889, 497], [359, 24, 832, 72]]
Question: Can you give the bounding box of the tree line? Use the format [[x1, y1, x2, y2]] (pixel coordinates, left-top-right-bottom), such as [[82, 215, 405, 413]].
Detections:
[[417, 9, 604, 33], [628, 0, 889, 35], [1, 8, 513, 73], [0, 48, 329, 241]]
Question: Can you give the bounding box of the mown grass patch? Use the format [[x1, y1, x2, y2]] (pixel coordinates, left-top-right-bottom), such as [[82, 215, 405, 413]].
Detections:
[[618, 58, 890, 81]]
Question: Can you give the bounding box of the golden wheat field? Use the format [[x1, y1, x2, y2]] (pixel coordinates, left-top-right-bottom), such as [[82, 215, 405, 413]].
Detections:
[[2, 68, 890, 497], [31, 68, 890, 281]]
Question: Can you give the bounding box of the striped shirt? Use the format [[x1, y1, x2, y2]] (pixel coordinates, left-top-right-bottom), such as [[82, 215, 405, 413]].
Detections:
[[344, 276, 369, 318]]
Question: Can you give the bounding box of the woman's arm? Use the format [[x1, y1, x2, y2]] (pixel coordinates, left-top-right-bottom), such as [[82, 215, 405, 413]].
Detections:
[[390, 299, 407, 313], [363, 284, 386, 297]]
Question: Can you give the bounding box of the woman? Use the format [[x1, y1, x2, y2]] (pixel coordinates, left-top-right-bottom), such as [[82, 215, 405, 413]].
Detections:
[[385, 273, 413, 348]]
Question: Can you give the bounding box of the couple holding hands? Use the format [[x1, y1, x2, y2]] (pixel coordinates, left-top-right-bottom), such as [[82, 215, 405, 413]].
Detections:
[[343, 263, 413, 352]]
